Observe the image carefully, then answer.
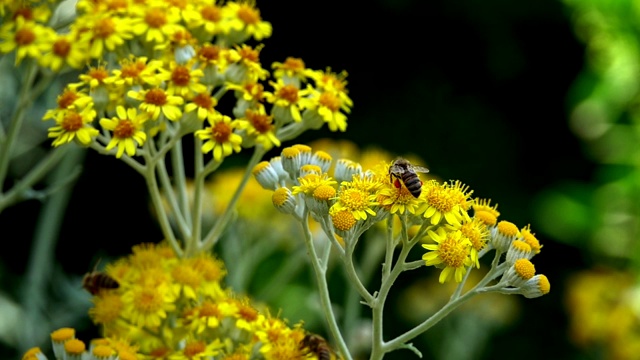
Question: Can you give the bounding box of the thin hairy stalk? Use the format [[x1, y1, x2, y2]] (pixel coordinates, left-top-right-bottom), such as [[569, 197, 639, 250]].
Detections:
[[370, 224, 421, 360], [342, 236, 374, 305], [383, 250, 507, 354], [0, 146, 69, 212], [170, 138, 192, 229], [156, 150, 191, 241], [200, 145, 266, 252], [187, 138, 205, 257], [301, 208, 352, 360], [0, 60, 38, 187], [142, 140, 183, 257], [20, 146, 84, 345]]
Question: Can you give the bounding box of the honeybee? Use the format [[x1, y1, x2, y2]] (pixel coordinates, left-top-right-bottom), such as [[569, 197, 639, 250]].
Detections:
[[300, 333, 333, 360], [82, 261, 119, 296], [389, 157, 430, 198]]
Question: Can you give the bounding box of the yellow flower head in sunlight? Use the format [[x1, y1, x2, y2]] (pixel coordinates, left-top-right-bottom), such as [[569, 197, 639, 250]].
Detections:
[[422, 227, 473, 283], [99, 106, 148, 158], [48, 106, 98, 147], [122, 283, 176, 328], [418, 180, 473, 227], [0, 17, 54, 64], [224, 1, 272, 41], [330, 181, 378, 221], [459, 218, 490, 268], [128, 87, 184, 121], [195, 113, 246, 161]]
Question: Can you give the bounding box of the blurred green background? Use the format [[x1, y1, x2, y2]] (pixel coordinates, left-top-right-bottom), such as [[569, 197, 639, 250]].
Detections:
[[4, 0, 639, 359]]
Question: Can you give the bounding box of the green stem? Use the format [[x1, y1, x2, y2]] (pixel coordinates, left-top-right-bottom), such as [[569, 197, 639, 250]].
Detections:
[[142, 139, 183, 258], [21, 145, 85, 335], [0, 146, 68, 213], [170, 138, 192, 229], [370, 221, 420, 360], [0, 60, 38, 189], [382, 250, 507, 356], [188, 137, 205, 257], [199, 146, 266, 252], [301, 208, 352, 360]]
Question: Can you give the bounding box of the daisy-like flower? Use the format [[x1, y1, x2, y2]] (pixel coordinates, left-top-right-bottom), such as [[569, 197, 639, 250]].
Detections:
[[43, 87, 93, 120], [160, 60, 207, 97], [170, 261, 203, 299], [0, 17, 54, 64], [330, 181, 378, 221], [226, 44, 269, 83], [272, 57, 315, 86], [520, 224, 542, 254], [226, 81, 266, 104], [76, 63, 110, 90], [168, 339, 223, 360], [105, 56, 165, 87], [128, 87, 184, 121], [99, 106, 148, 158], [38, 31, 88, 71], [308, 89, 350, 132], [184, 91, 218, 121], [223, 1, 272, 41], [417, 180, 473, 227], [458, 218, 490, 268], [77, 15, 135, 58], [422, 227, 473, 283], [194, 112, 245, 161], [472, 198, 500, 218], [47, 106, 98, 147], [240, 106, 280, 149], [311, 68, 353, 108], [131, 5, 184, 44], [121, 283, 176, 328], [89, 292, 124, 326], [265, 79, 313, 123], [377, 182, 423, 215], [193, 2, 228, 36]]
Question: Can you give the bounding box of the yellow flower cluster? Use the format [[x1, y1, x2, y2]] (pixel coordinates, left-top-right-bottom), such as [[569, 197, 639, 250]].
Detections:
[[254, 141, 550, 292], [0, 0, 352, 160], [25, 242, 319, 360]]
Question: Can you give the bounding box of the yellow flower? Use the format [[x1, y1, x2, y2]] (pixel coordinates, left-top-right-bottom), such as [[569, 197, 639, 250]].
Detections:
[[272, 57, 315, 84], [122, 283, 176, 328], [418, 180, 473, 227], [0, 17, 54, 64], [131, 5, 184, 44], [168, 339, 223, 360], [99, 106, 148, 158], [39, 31, 88, 71], [265, 79, 313, 122], [161, 60, 207, 97], [330, 181, 377, 221], [105, 56, 165, 87], [48, 106, 98, 147], [184, 92, 218, 121], [422, 227, 473, 283], [240, 106, 280, 150], [194, 113, 245, 161], [77, 15, 135, 58], [308, 89, 350, 132], [458, 218, 490, 268], [223, 2, 272, 41], [128, 87, 184, 121]]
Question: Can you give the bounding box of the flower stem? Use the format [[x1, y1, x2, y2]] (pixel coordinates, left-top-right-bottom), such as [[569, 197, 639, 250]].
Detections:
[[301, 208, 352, 360], [200, 146, 266, 252]]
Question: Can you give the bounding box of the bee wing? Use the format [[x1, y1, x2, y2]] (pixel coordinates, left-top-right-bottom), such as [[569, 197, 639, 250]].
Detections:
[[412, 165, 430, 173]]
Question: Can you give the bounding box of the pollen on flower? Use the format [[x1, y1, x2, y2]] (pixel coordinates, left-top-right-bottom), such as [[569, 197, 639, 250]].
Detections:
[[514, 259, 536, 280], [89, 293, 123, 324], [276, 84, 299, 103], [474, 210, 497, 226], [171, 65, 191, 86], [144, 88, 168, 105], [497, 221, 519, 237], [237, 4, 260, 24], [212, 121, 232, 142], [51, 327, 75, 342], [64, 339, 86, 354], [521, 224, 542, 254], [331, 209, 356, 231], [113, 120, 135, 138], [61, 112, 83, 131], [272, 187, 290, 207], [313, 184, 336, 201], [318, 92, 340, 111], [172, 264, 202, 288], [92, 345, 115, 358], [183, 341, 206, 357], [538, 275, 551, 294]]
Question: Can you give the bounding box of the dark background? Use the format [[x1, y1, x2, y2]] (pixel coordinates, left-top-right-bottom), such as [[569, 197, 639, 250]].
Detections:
[[1, 0, 592, 359]]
